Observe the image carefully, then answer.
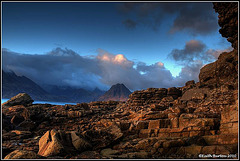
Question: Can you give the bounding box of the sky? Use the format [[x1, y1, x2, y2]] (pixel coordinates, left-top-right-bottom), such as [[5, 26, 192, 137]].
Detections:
[[2, 2, 232, 91]]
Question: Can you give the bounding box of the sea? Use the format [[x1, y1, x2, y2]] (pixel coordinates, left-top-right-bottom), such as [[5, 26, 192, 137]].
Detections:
[[1, 98, 77, 105]]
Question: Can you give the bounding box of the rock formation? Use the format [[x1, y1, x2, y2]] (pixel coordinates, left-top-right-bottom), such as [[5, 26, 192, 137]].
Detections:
[[213, 2, 238, 50]]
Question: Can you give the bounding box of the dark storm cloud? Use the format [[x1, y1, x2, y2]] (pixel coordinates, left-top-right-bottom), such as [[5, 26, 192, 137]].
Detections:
[[122, 19, 137, 29], [117, 2, 137, 13], [2, 48, 104, 90], [169, 40, 206, 62], [118, 2, 218, 34], [168, 40, 233, 64]]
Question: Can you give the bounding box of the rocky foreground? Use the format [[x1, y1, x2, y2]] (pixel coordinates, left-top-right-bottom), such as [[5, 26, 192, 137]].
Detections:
[[1, 2, 239, 159]]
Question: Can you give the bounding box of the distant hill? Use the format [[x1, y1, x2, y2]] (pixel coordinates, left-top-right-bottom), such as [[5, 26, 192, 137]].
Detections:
[[2, 70, 105, 103], [2, 70, 50, 101], [98, 83, 132, 101]]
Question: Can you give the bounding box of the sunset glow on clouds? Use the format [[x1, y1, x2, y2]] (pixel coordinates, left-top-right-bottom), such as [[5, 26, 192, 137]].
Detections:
[[3, 43, 230, 91]]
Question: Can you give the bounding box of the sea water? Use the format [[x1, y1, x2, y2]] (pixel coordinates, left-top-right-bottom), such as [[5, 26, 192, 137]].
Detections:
[[1, 98, 77, 105]]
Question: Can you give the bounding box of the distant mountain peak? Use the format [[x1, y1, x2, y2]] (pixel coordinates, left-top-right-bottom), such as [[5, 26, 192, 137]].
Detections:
[[97, 83, 132, 101], [47, 47, 78, 57]]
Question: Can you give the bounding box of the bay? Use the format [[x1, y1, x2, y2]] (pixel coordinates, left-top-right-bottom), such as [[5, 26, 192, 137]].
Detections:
[[1, 98, 77, 105]]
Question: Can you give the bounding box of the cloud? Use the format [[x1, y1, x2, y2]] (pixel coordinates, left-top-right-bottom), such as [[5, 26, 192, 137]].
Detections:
[[118, 2, 218, 35], [2, 44, 231, 91], [2, 48, 104, 90], [169, 40, 206, 62], [169, 3, 218, 35], [3, 48, 175, 91], [169, 40, 233, 65], [167, 40, 232, 86], [205, 47, 233, 59], [173, 60, 204, 86], [122, 19, 137, 29]]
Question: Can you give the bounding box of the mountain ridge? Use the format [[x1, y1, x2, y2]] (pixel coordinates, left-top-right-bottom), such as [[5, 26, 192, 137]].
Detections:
[[2, 70, 105, 103]]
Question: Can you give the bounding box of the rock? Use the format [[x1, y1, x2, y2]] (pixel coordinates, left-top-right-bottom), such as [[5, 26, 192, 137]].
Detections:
[[11, 115, 25, 125], [180, 88, 210, 101], [148, 119, 170, 129], [134, 151, 149, 158], [74, 151, 102, 159], [11, 130, 32, 137], [3, 93, 33, 107], [162, 140, 185, 148], [167, 87, 182, 98], [201, 146, 216, 154], [183, 145, 202, 156], [136, 121, 148, 130], [2, 114, 13, 131], [4, 150, 39, 159], [100, 148, 119, 157], [17, 120, 36, 131], [38, 129, 65, 157], [107, 123, 123, 141], [71, 131, 92, 151], [215, 145, 230, 155], [185, 80, 195, 86], [119, 121, 131, 131], [199, 50, 238, 89], [139, 129, 153, 138]]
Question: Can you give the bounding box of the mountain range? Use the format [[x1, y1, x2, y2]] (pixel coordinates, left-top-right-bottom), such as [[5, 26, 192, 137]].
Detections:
[[2, 70, 131, 103]]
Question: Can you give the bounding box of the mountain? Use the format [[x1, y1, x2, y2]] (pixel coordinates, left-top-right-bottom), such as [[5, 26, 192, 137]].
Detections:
[[2, 70, 105, 103], [2, 70, 50, 101], [97, 83, 132, 101]]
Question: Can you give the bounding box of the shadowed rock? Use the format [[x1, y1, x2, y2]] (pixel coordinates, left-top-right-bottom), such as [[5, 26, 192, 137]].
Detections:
[[4, 150, 39, 159], [3, 93, 33, 107]]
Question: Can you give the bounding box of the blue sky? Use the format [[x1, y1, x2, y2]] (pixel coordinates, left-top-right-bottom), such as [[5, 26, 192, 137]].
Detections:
[[2, 2, 232, 90]]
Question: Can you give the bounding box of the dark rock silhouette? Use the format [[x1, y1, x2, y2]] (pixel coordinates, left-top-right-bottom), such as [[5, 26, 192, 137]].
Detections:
[[213, 2, 238, 50], [2, 93, 33, 107]]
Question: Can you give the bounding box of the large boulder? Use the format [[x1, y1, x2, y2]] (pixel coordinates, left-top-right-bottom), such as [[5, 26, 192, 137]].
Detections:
[[38, 129, 65, 157], [3, 93, 34, 107]]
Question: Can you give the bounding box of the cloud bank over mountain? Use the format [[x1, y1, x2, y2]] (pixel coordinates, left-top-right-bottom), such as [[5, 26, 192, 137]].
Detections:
[[2, 44, 231, 91]]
